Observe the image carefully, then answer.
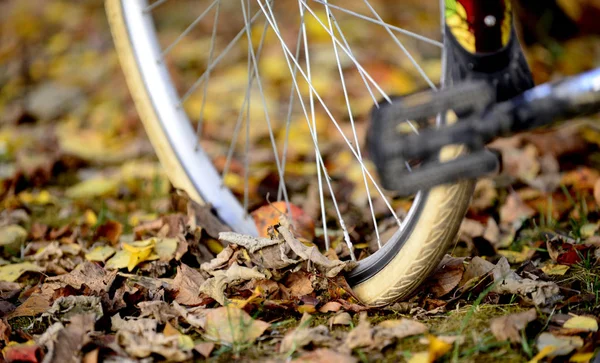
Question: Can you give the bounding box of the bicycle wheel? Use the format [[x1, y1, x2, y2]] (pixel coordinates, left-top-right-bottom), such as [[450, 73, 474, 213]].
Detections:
[[105, 0, 474, 305]]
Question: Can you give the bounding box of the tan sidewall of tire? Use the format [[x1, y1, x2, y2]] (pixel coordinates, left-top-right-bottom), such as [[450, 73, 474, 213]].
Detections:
[[105, 0, 204, 204]]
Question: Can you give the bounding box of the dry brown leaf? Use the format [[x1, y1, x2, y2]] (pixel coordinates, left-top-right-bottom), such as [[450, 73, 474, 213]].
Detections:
[[292, 348, 357, 363], [278, 216, 351, 277], [342, 312, 373, 352], [172, 264, 205, 306], [319, 301, 342, 313], [115, 317, 192, 362], [93, 219, 122, 246], [138, 301, 178, 323], [373, 318, 428, 349], [329, 312, 353, 328], [37, 314, 95, 363], [490, 308, 537, 343], [280, 324, 332, 353], [426, 255, 465, 297], [491, 258, 560, 306], [459, 256, 495, 287], [203, 306, 270, 345], [200, 245, 235, 273], [199, 262, 265, 305], [500, 192, 536, 226], [285, 271, 314, 297], [194, 342, 215, 358]]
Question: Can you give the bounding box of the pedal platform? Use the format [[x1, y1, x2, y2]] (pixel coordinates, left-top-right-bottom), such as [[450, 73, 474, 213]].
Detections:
[[368, 81, 501, 197]]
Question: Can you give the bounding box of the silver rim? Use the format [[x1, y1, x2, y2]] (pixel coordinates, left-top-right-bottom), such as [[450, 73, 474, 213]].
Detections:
[[118, 0, 446, 273]]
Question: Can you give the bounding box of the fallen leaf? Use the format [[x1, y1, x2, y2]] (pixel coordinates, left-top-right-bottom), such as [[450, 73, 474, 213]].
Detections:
[[2, 341, 42, 363], [252, 201, 315, 241], [491, 258, 560, 306], [285, 271, 314, 297], [536, 332, 583, 357], [113, 317, 192, 361], [281, 324, 332, 353], [172, 264, 205, 306], [0, 262, 43, 282], [563, 315, 598, 332], [199, 262, 265, 305], [408, 335, 453, 363], [292, 348, 357, 363], [0, 225, 27, 257], [569, 352, 595, 362], [194, 342, 215, 358], [329, 312, 352, 328], [84, 245, 116, 262], [373, 318, 428, 349], [425, 255, 464, 297], [93, 220, 122, 245], [500, 192, 536, 226], [319, 301, 342, 313], [43, 296, 103, 322], [541, 263, 570, 276], [342, 312, 373, 351], [154, 238, 178, 261], [490, 309, 537, 343], [65, 177, 120, 199], [203, 306, 270, 345], [498, 246, 535, 264]]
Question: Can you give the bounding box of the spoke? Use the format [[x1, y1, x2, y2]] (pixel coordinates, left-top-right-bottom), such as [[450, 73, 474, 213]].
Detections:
[[179, 3, 269, 105], [362, 0, 437, 90], [241, 0, 290, 209], [161, 0, 220, 57], [195, 0, 221, 146], [301, 1, 420, 134], [322, 0, 382, 248], [222, 21, 269, 184], [297, 1, 330, 251], [258, 0, 403, 229], [330, 14, 378, 106], [278, 24, 304, 202], [310, 0, 443, 48], [144, 0, 169, 13], [294, 1, 392, 103]]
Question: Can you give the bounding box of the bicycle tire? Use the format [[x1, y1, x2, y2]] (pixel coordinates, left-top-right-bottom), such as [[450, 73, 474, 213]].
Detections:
[[105, 0, 474, 306]]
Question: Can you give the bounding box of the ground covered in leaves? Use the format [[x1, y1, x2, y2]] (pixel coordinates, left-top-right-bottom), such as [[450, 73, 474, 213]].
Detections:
[[1, 0, 600, 362]]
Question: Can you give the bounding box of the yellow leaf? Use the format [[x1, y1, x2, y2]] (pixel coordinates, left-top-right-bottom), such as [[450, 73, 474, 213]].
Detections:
[[570, 352, 595, 362], [407, 352, 430, 363], [85, 246, 116, 262], [84, 209, 98, 226], [228, 287, 262, 309], [563, 315, 598, 332], [428, 335, 453, 361], [541, 264, 570, 276], [128, 213, 158, 227], [297, 305, 316, 314], [498, 246, 534, 264], [154, 238, 178, 261], [18, 190, 54, 205], [122, 240, 155, 271], [65, 177, 120, 199], [105, 250, 130, 270], [205, 238, 224, 255], [529, 345, 556, 363], [0, 262, 43, 282]]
